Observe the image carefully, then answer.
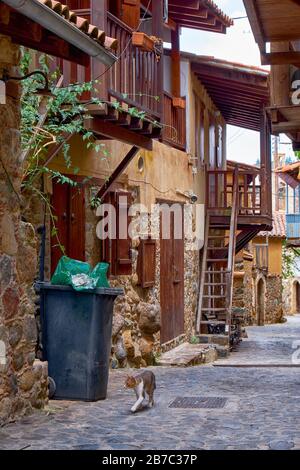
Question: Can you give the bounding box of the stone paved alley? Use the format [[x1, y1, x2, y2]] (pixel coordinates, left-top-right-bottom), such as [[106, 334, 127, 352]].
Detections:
[[1, 316, 300, 451]]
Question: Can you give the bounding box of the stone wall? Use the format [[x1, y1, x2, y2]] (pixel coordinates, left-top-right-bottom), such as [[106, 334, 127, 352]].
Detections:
[[283, 277, 300, 316], [24, 177, 199, 369], [232, 252, 255, 326], [264, 274, 284, 324], [0, 35, 48, 426], [232, 247, 284, 326]]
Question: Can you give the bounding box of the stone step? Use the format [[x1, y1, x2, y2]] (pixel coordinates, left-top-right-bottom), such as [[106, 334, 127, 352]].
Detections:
[[157, 342, 218, 367], [197, 334, 230, 347], [215, 345, 230, 359]]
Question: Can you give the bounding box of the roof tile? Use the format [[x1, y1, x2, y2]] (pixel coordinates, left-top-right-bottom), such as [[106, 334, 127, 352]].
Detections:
[[37, 0, 117, 51], [259, 212, 286, 239]]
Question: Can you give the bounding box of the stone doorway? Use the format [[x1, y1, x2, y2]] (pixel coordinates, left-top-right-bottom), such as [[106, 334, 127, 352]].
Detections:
[[257, 278, 266, 326], [292, 281, 300, 314]]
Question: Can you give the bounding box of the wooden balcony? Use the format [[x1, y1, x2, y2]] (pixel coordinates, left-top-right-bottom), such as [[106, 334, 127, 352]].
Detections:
[[162, 92, 186, 151], [106, 13, 161, 120], [58, 8, 187, 150], [206, 166, 272, 229]]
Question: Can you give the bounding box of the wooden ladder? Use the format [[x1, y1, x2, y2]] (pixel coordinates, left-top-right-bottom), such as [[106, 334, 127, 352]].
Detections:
[[196, 168, 239, 339]]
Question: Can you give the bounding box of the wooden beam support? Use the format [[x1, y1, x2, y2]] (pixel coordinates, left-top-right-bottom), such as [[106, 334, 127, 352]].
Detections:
[[171, 24, 181, 98], [86, 117, 154, 150], [262, 51, 300, 66], [96, 146, 140, 201], [243, 0, 266, 53], [272, 121, 300, 132]]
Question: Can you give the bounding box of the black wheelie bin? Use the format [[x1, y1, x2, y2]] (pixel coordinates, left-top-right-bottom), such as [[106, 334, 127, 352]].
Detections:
[[38, 283, 123, 401]]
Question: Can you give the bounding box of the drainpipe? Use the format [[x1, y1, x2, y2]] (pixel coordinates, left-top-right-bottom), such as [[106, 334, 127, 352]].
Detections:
[[2, 0, 116, 66]]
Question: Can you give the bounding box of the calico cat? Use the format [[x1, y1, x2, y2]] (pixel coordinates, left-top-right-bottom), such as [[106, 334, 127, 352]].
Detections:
[[125, 370, 156, 413]]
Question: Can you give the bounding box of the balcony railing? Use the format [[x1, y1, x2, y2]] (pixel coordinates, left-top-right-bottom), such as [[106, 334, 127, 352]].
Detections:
[[162, 92, 186, 151], [206, 168, 268, 217], [106, 13, 161, 119]]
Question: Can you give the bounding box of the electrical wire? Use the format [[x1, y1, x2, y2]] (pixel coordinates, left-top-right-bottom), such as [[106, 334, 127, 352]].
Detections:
[[128, 177, 175, 195]]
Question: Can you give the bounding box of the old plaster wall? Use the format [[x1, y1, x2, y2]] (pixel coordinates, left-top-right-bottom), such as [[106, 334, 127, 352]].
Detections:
[[0, 36, 48, 426], [24, 137, 202, 368]]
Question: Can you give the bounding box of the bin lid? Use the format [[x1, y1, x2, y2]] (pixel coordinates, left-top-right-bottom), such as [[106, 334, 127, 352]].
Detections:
[[36, 282, 124, 297]]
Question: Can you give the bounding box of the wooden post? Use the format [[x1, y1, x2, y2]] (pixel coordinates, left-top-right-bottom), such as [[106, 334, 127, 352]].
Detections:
[[260, 108, 272, 217], [152, 0, 164, 119], [92, 0, 108, 101], [171, 24, 181, 98], [270, 42, 290, 107]]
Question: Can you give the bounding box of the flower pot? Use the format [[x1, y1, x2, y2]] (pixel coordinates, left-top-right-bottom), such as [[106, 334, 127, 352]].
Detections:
[[132, 32, 155, 52], [172, 97, 186, 109]]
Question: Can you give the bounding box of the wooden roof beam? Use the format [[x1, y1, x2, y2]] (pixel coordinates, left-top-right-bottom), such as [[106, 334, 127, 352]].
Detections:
[[261, 51, 300, 66], [243, 0, 266, 53]]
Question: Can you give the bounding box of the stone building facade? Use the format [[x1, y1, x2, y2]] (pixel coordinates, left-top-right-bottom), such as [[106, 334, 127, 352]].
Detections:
[[0, 35, 48, 426], [283, 277, 300, 316], [232, 213, 286, 327], [23, 139, 201, 370]]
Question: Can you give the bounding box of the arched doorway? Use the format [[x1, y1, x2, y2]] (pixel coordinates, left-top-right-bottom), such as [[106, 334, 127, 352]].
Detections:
[[292, 281, 300, 314], [257, 278, 265, 326]]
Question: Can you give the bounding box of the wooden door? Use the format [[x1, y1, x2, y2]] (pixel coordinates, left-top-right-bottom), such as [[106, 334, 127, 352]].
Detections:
[[51, 181, 85, 274], [160, 205, 184, 344]]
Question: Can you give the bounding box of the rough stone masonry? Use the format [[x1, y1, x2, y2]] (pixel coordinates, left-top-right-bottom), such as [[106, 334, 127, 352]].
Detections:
[[0, 35, 48, 426]]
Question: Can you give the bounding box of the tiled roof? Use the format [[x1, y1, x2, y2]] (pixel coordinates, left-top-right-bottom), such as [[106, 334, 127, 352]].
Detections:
[[38, 0, 118, 51], [259, 212, 286, 239], [204, 0, 234, 27]]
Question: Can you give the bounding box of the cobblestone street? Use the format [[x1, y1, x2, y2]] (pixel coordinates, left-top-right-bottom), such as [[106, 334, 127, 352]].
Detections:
[[1, 316, 300, 451]]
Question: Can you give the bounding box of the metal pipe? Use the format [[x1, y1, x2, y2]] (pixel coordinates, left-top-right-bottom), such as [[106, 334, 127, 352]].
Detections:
[[2, 0, 116, 66]]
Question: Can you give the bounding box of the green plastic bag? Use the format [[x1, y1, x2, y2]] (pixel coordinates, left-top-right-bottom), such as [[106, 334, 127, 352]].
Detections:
[[51, 256, 110, 291], [91, 263, 110, 288], [51, 256, 91, 286]]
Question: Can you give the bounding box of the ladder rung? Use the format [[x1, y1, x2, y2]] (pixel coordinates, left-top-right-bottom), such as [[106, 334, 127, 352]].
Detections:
[[203, 295, 225, 299], [200, 321, 226, 325], [201, 308, 227, 312], [207, 259, 227, 262], [204, 270, 229, 274], [207, 246, 228, 250], [208, 235, 230, 239], [204, 282, 227, 286]]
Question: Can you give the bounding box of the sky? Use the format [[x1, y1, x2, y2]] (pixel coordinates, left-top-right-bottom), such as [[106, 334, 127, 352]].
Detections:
[[180, 0, 295, 165]]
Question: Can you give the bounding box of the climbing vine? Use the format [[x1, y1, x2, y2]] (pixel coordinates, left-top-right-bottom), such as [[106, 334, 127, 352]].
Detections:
[[282, 240, 300, 279]]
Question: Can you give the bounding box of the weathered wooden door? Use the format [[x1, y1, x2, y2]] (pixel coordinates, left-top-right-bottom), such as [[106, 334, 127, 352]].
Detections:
[[51, 180, 85, 274], [160, 205, 184, 344]]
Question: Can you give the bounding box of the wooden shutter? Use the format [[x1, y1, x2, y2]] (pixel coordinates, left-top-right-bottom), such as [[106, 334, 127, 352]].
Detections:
[[100, 191, 117, 276], [100, 191, 132, 276], [116, 191, 132, 275], [51, 179, 85, 275], [51, 182, 69, 275], [137, 238, 156, 288], [69, 185, 85, 262]]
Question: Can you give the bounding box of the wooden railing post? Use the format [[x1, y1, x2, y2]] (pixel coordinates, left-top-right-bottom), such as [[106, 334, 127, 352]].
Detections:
[[225, 167, 239, 336], [260, 107, 272, 217], [92, 0, 108, 101], [152, 0, 164, 120]]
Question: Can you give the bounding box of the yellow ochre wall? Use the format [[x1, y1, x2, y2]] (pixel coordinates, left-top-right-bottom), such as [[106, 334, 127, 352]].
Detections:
[[253, 236, 283, 275], [49, 137, 194, 209]]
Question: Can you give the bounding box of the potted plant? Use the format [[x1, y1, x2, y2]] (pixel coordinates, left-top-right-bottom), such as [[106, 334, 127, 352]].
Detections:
[[132, 32, 155, 52], [172, 97, 186, 109]]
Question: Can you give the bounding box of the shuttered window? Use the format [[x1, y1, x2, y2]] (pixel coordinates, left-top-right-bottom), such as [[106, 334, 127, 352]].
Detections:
[[137, 238, 156, 288], [101, 191, 132, 276]]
